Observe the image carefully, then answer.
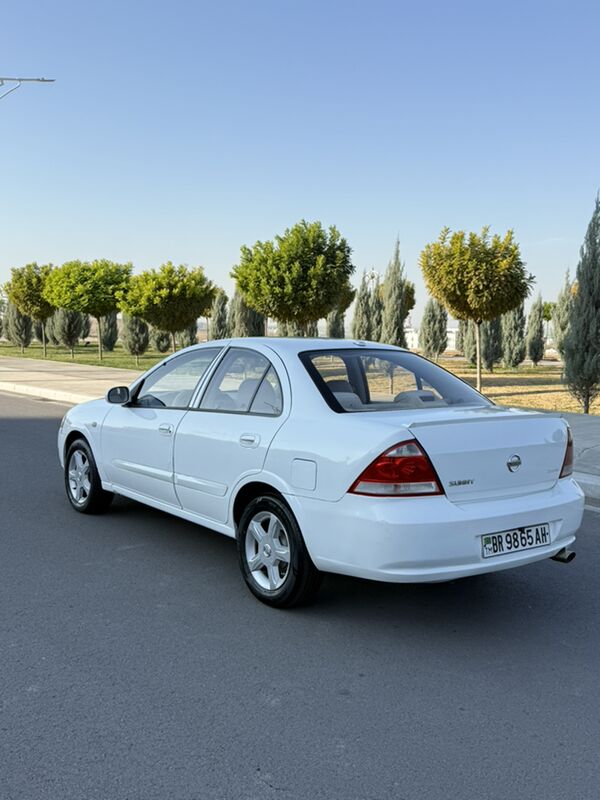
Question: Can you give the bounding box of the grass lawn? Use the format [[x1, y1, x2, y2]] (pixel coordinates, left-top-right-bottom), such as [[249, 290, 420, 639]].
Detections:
[[0, 342, 597, 415]]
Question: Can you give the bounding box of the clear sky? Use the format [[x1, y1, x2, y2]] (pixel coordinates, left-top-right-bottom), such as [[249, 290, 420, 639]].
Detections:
[[2, 0, 599, 324]]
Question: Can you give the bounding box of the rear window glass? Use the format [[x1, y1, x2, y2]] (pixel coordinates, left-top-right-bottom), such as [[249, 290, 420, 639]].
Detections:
[[300, 349, 490, 413]]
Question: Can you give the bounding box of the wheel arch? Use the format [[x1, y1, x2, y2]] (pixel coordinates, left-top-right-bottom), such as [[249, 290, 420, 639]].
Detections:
[[231, 475, 302, 533]]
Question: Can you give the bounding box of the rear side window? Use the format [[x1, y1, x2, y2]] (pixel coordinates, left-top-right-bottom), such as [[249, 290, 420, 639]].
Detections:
[[200, 348, 282, 415], [301, 349, 490, 413]]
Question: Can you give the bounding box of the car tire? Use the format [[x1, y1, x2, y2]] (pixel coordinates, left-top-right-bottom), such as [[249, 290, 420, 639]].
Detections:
[[237, 495, 321, 608], [64, 438, 114, 514]]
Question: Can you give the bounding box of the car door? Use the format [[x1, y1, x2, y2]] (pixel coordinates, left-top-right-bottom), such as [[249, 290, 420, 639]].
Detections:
[[173, 346, 288, 524], [101, 347, 223, 505]]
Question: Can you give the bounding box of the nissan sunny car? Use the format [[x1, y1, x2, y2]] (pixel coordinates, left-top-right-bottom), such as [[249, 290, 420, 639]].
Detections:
[[58, 338, 584, 607]]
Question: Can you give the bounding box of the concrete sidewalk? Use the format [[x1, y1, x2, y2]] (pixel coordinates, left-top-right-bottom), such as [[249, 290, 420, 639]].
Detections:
[[1, 354, 599, 505]]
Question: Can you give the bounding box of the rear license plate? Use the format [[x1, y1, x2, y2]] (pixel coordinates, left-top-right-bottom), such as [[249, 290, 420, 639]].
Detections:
[[481, 523, 550, 559]]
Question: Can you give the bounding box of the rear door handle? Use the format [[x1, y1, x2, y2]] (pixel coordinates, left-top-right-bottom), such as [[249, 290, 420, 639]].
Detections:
[[239, 433, 259, 448], [159, 423, 174, 436]]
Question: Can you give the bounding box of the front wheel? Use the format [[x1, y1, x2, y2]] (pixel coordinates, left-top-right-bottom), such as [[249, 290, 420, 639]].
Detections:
[[64, 438, 113, 514], [237, 495, 321, 608]]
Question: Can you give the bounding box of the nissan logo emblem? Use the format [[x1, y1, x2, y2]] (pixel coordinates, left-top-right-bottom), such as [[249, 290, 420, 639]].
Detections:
[[507, 454, 522, 472]]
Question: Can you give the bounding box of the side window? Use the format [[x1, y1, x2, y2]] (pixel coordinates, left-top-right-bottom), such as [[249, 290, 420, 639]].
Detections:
[[136, 348, 221, 408], [200, 348, 272, 413], [250, 367, 283, 416]]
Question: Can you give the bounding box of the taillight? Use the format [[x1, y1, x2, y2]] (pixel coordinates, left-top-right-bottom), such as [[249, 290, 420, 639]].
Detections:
[[560, 426, 574, 478], [349, 439, 443, 496]]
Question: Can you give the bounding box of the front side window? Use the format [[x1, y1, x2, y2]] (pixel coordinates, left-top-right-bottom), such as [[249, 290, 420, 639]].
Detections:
[[200, 348, 282, 415], [301, 349, 490, 412], [135, 348, 221, 408]]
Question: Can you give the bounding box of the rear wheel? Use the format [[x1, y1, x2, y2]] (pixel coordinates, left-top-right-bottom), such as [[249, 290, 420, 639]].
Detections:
[[64, 438, 113, 514], [237, 495, 321, 608]]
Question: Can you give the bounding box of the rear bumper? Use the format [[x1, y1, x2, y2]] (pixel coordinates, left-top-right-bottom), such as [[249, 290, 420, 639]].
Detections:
[[294, 478, 585, 583]]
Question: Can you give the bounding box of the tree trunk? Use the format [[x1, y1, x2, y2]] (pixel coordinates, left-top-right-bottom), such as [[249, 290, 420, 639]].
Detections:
[[71, 347, 75, 360], [171, 332, 177, 353], [20, 343, 24, 354], [264, 317, 269, 337], [135, 354, 139, 367], [42, 324, 47, 358], [475, 321, 482, 392], [584, 396, 590, 414], [96, 317, 103, 360]]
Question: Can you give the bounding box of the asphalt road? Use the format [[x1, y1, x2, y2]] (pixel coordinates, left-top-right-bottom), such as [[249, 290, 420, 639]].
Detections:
[[1, 392, 599, 800]]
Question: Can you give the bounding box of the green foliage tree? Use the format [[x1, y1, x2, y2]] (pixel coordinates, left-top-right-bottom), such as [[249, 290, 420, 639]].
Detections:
[[501, 304, 526, 368], [210, 290, 229, 340], [419, 299, 448, 360], [122, 314, 149, 367], [228, 289, 265, 337], [32, 319, 44, 343], [0, 291, 5, 339], [420, 226, 533, 390], [119, 263, 214, 353], [55, 308, 83, 359], [232, 220, 354, 334], [564, 197, 600, 413], [464, 320, 477, 365], [43, 259, 131, 360], [455, 319, 467, 354], [152, 329, 171, 353], [178, 322, 198, 349], [481, 317, 502, 372], [370, 276, 384, 341], [276, 320, 289, 337], [351, 273, 372, 340], [326, 310, 345, 338], [4, 263, 55, 356], [526, 296, 545, 366], [5, 302, 33, 352], [552, 271, 573, 358], [45, 311, 60, 345], [80, 313, 91, 342], [101, 311, 119, 352], [381, 240, 416, 348]]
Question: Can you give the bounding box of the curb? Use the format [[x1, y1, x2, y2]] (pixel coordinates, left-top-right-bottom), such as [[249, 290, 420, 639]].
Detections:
[[573, 471, 600, 508], [0, 381, 97, 406]]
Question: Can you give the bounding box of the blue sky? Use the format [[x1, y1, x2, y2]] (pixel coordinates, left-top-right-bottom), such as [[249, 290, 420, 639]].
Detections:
[[2, 0, 599, 324]]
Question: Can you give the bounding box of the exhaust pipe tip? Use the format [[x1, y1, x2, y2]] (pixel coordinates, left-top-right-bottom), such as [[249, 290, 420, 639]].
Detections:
[[551, 547, 576, 564]]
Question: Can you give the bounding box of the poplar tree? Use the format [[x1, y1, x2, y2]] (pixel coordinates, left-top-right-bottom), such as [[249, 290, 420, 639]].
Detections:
[[526, 296, 545, 366], [326, 309, 345, 338], [552, 271, 573, 358], [464, 321, 477, 365], [122, 314, 149, 366], [5, 302, 32, 352], [381, 239, 415, 348], [228, 289, 265, 337], [564, 197, 600, 413], [178, 322, 198, 348], [455, 320, 467, 354], [419, 299, 447, 360], [370, 277, 384, 342], [101, 311, 119, 352], [55, 308, 83, 358], [45, 312, 60, 346], [152, 329, 171, 353], [481, 318, 502, 371], [351, 273, 372, 341], [501, 304, 526, 368], [210, 291, 229, 340]]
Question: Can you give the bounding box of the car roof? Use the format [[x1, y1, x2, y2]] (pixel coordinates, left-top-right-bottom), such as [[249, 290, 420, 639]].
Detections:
[[199, 337, 405, 355]]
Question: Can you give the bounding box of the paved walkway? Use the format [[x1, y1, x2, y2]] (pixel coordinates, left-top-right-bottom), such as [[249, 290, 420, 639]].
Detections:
[[0, 355, 598, 504]]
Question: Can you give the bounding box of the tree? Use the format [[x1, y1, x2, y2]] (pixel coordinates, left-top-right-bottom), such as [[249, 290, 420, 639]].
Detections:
[[55, 308, 83, 359], [0, 291, 5, 339], [122, 314, 149, 366], [420, 226, 533, 390], [32, 319, 45, 343], [232, 220, 355, 334], [4, 263, 55, 357], [351, 273, 372, 340], [276, 320, 290, 337], [481, 318, 502, 372], [381, 239, 415, 348], [210, 291, 229, 340], [419, 299, 447, 360], [45, 312, 60, 346], [455, 320, 467, 354], [80, 314, 91, 342], [326, 279, 354, 339], [501, 304, 526, 368], [43, 259, 131, 360], [5, 302, 32, 352], [228, 289, 265, 337], [552, 271, 573, 358], [101, 311, 119, 352], [526, 296, 545, 366], [119, 262, 214, 353], [306, 320, 319, 337], [370, 276, 384, 341], [152, 329, 171, 353], [564, 197, 600, 413], [178, 322, 198, 348], [464, 320, 477, 365]]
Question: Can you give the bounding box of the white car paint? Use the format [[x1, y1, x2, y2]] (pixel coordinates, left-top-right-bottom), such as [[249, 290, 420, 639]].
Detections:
[[58, 337, 584, 583]]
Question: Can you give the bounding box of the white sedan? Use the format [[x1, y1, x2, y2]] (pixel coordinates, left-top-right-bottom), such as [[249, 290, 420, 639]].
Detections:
[[58, 338, 584, 607]]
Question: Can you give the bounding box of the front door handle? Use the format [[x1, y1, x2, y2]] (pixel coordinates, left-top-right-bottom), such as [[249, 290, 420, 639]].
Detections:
[[159, 423, 174, 436], [239, 433, 259, 448]]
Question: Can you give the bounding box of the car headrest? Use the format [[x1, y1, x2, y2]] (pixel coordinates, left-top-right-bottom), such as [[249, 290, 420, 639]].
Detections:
[[326, 379, 354, 393]]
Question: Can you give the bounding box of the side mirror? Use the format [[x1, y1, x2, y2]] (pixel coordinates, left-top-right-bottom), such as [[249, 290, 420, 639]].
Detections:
[[107, 386, 130, 405]]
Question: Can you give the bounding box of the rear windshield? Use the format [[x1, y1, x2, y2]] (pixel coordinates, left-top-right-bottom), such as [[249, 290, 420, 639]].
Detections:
[[300, 348, 490, 413]]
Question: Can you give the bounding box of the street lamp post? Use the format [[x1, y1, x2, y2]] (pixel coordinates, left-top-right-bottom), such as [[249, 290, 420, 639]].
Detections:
[[0, 77, 55, 101]]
